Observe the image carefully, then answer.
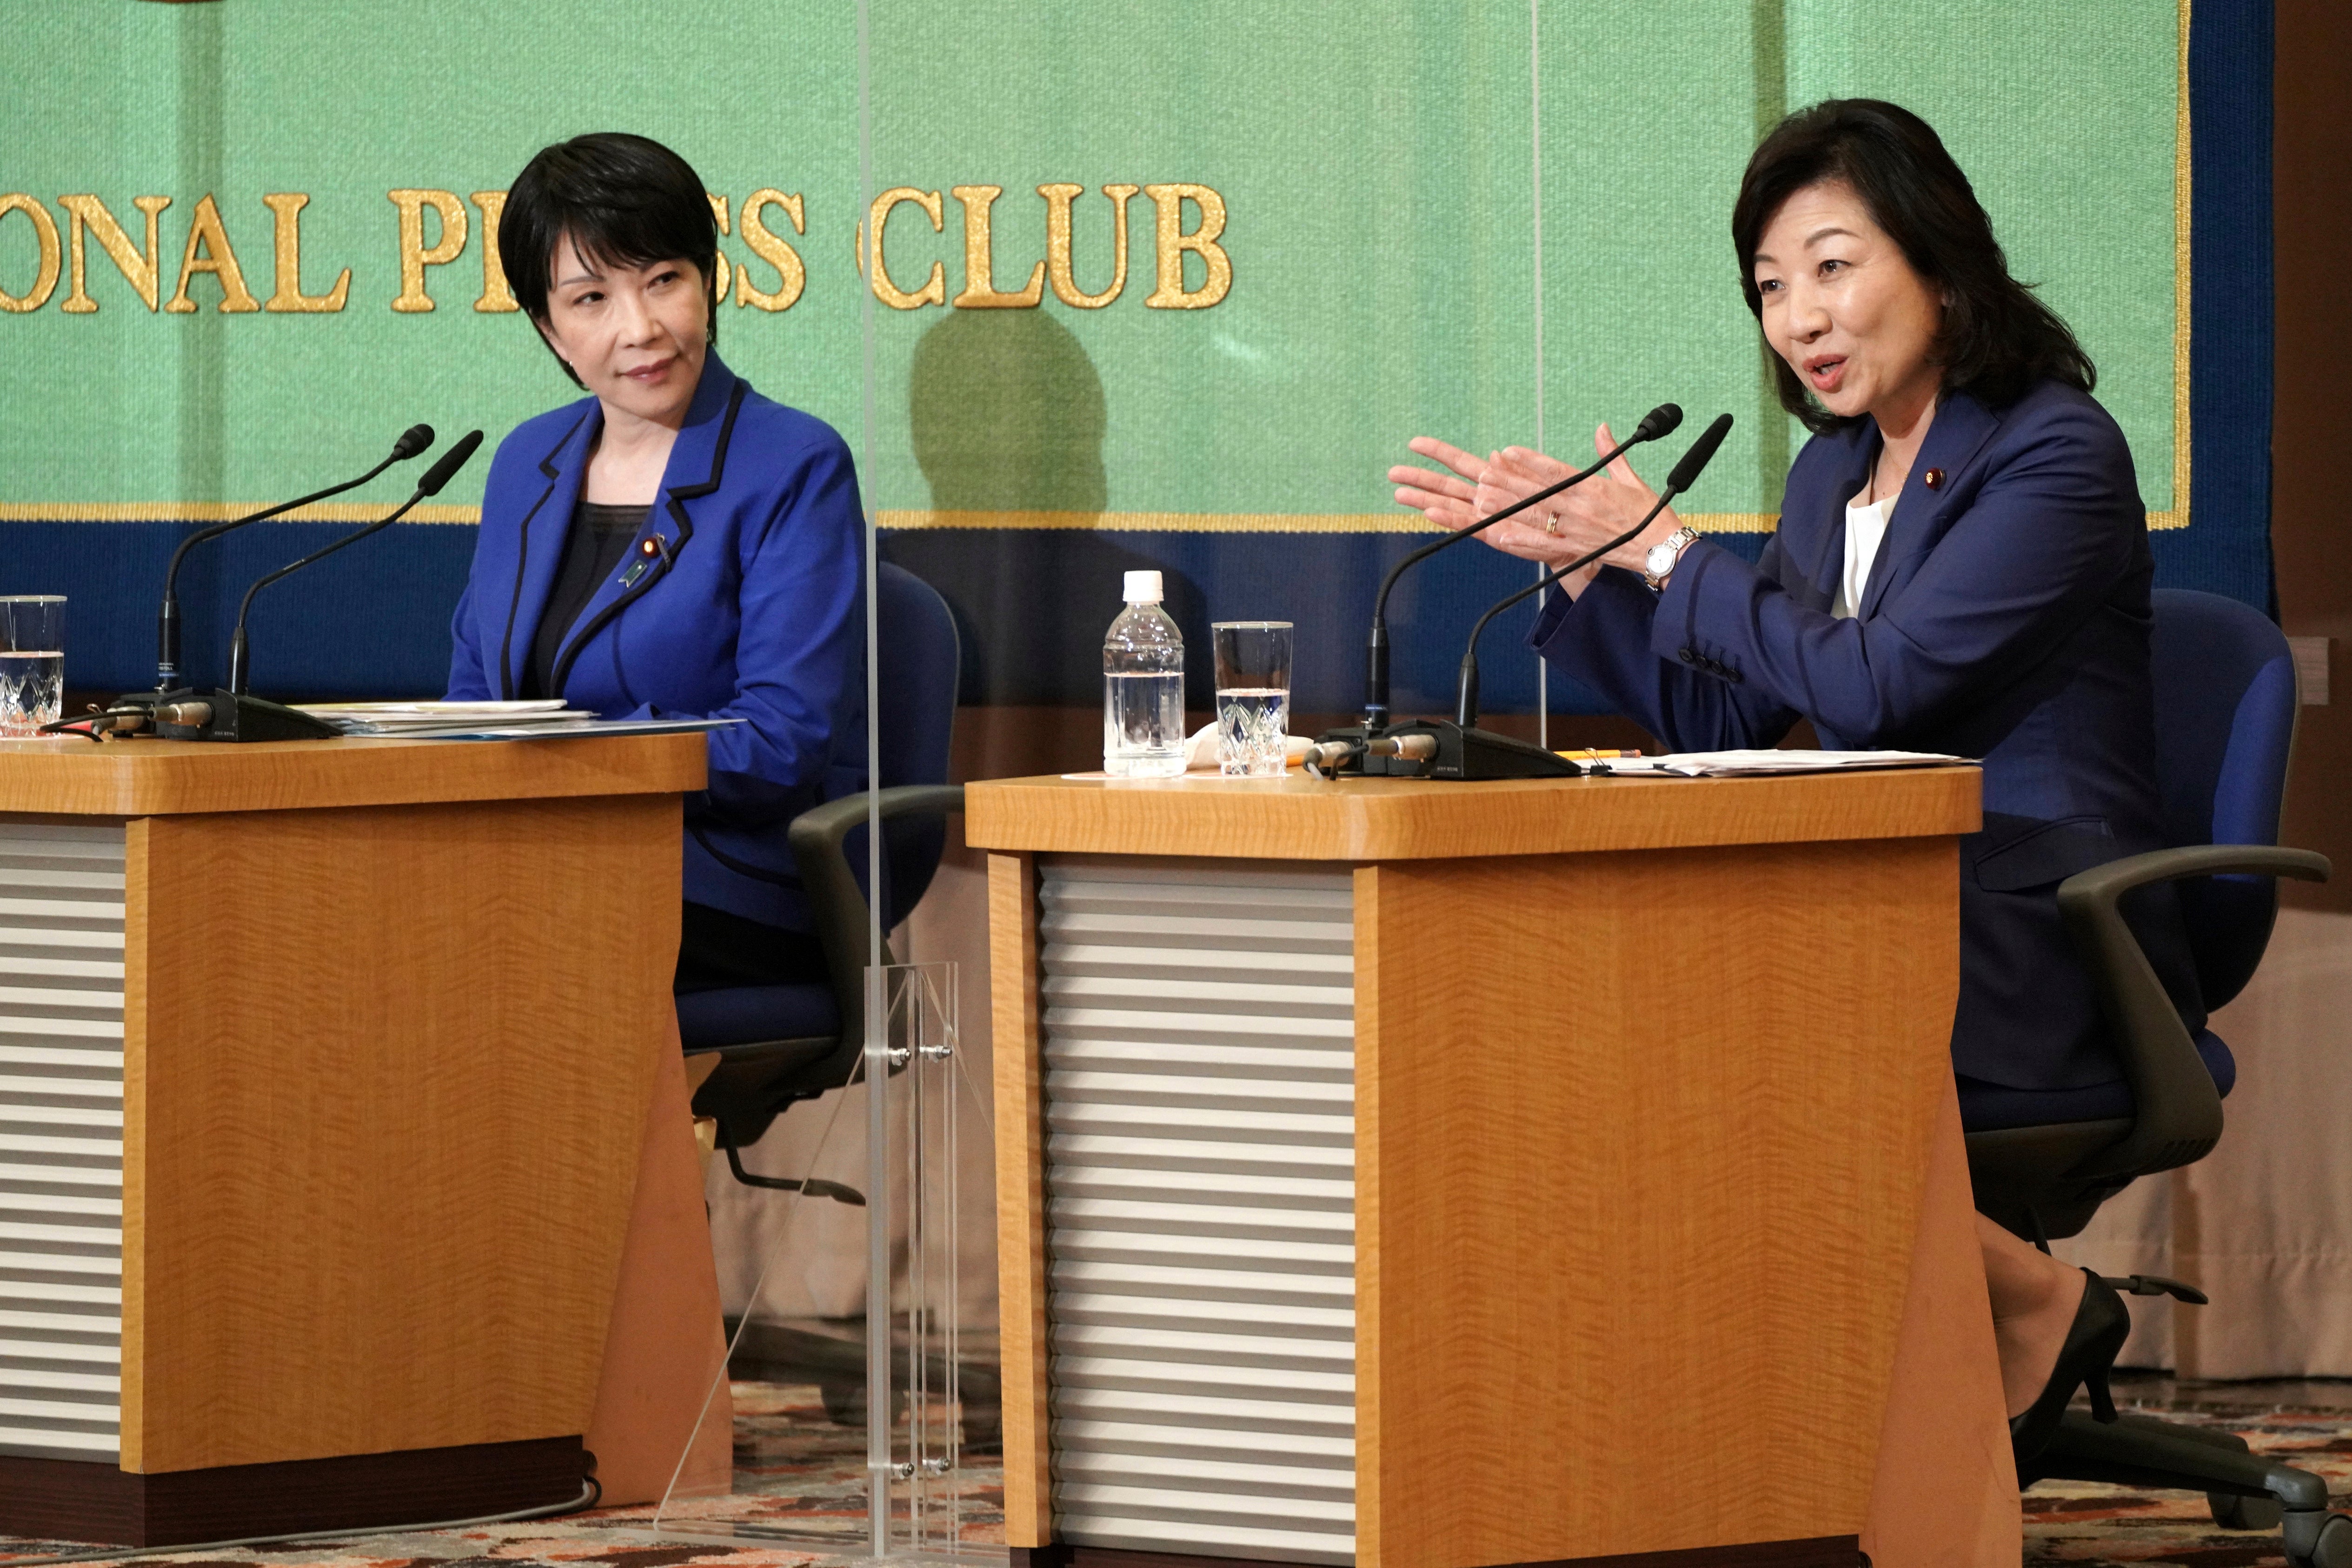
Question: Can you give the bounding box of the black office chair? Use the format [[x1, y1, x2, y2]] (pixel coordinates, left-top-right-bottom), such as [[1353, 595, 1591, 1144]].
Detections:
[[1962, 590, 2343, 1566], [680, 561, 965, 1199]]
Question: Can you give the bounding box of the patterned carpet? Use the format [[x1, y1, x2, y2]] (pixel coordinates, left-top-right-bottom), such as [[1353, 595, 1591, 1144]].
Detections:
[[0, 1379, 2344, 1566]]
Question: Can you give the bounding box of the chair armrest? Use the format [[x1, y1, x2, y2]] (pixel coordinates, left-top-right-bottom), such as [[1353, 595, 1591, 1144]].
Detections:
[[2057, 845, 2329, 1180], [786, 785, 967, 1050]]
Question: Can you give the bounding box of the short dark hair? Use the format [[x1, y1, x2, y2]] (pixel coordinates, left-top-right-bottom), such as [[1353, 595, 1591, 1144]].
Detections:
[[499, 132, 719, 387], [1733, 99, 2094, 434]]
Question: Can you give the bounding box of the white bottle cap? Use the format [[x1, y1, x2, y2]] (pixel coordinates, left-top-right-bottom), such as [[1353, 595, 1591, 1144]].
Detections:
[[1123, 570, 1163, 604]]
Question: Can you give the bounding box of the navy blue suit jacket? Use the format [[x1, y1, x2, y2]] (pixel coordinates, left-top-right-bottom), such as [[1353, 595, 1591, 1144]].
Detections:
[[447, 352, 867, 933], [1531, 379, 2199, 1092]]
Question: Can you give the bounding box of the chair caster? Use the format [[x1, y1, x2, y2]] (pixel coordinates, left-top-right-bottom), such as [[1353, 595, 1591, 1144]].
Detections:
[[2283, 1509, 2352, 1568], [2210, 1490, 2286, 1530]]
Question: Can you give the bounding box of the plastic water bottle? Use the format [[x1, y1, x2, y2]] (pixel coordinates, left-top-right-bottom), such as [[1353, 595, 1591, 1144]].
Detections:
[[1103, 570, 1186, 777]]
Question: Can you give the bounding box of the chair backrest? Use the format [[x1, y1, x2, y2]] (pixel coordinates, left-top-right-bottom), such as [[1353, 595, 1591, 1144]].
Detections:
[[2148, 589, 2300, 1009], [872, 562, 961, 929]]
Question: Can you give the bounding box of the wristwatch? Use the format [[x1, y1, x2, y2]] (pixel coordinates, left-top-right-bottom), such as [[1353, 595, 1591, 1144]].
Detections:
[[1642, 525, 1701, 591]]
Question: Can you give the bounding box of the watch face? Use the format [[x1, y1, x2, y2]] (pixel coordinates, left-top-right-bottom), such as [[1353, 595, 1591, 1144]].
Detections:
[[1646, 539, 1678, 575]]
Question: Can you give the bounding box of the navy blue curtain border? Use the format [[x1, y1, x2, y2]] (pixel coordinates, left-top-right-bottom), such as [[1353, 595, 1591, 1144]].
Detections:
[[2160, 0, 2275, 611]]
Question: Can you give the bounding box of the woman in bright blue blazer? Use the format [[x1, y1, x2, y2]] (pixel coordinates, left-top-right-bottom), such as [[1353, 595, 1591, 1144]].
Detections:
[[1392, 100, 2187, 1466], [446, 133, 864, 990]]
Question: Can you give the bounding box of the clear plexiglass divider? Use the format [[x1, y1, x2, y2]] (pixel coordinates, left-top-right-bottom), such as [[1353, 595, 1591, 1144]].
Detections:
[[653, 961, 992, 1561]]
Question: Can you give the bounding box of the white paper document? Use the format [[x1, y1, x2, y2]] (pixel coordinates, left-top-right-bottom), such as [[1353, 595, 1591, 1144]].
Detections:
[[293, 702, 738, 742], [296, 700, 580, 734], [1593, 748, 1972, 777]]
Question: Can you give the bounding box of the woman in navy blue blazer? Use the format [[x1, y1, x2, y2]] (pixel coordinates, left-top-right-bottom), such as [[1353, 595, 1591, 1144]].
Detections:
[[446, 133, 864, 993], [1393, 100, 2178, 1464]]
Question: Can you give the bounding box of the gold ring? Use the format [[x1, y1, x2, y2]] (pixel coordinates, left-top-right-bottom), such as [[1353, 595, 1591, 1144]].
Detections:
[[1544, 515, 1559, 536]]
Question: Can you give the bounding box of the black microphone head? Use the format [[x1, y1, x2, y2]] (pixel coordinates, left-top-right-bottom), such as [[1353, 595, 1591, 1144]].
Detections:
[[390, 423, 435, 461], [1666, 412, 1735, 494], [416, 429, 485, 496], [1632, 403, 1683, 443]]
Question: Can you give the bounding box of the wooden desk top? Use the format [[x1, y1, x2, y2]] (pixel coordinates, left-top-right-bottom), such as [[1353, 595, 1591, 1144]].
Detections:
[[966, 765, 1981, 861], [0, 732, 708, 817]]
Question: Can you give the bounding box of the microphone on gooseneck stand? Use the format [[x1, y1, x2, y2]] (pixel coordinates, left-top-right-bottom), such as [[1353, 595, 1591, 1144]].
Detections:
[[1306, 403, 1687, 779], [1353, 402, 1681, 735], [226, 430, 485, 696], [1303, 412, 1734, 783], [1453, 411, 1735, 732], [153, 430, 485, 744], [152, 424, 434, 693]]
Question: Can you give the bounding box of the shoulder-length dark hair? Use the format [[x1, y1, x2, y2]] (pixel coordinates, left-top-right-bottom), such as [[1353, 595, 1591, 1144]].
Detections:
[[1733, 99, 2094, 433], [500, 132, 719, 388]]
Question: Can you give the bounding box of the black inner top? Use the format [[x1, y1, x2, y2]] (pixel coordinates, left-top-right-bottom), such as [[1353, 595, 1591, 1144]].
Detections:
[[522, 499, 651, 699]]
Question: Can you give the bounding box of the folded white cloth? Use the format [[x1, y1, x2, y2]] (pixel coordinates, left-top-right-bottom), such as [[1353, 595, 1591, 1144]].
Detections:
[[1183, 722, 1313, 771]]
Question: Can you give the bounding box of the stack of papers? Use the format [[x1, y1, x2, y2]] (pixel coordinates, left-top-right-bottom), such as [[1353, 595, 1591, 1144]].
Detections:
[[1591, 749, 1971, 777], [297, 700, 580, 735], [294, 701, 738, 742]]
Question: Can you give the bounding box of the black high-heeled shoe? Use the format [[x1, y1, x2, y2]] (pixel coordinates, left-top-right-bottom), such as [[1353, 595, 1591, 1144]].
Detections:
[[2010, 1267, 2130, 1468]]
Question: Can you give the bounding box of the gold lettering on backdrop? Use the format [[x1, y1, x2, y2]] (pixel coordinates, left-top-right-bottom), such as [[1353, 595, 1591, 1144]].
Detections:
[[867, 187, 944, 310], [0, 195, 63, 312], [260, 193, 350, 312], [737, 189, 804, 311], [1038, 183, 1136, 309], [1142, 182, 1231, 309], [57, 194, 170, 312], [165, 193, 261, 313], [704, 192, 732, 306], [388, 189, 467, 312], [469, 191, 517, 313], [950, 185, 1044, 308]]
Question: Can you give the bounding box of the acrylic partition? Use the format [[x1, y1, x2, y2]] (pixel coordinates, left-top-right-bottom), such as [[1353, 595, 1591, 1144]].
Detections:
[[659, 960, 989, 1555]]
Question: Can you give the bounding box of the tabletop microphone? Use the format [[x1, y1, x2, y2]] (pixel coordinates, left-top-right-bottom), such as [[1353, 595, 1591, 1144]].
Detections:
[[152, 424, 434, 692], [148, 430, 482, 744], [1359, 402, 1681, 730], [1453, 412, 1735, 731], [226, 430, 485, 696]]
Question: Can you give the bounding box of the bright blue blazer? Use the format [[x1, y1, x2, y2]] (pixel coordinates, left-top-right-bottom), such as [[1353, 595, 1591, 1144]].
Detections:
[[446, 352, 867, 933], [1531, 379, 2201, 1092]]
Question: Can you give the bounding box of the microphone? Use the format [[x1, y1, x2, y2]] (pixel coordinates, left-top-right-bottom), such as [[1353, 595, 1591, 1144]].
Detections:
[[226, 430, 484, 695], [1453, 412, 1734, 729], [1361, 403, 1681, 728], [153, 424, 433, 691]]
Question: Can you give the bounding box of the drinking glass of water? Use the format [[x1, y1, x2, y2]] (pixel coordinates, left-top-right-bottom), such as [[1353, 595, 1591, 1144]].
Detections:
[[1212, 621, 1293, 776], [0, 597, 63, 738]]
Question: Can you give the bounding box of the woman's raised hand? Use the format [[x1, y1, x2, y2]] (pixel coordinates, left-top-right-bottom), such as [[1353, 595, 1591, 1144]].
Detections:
[[1389, 424, 1679, 588]]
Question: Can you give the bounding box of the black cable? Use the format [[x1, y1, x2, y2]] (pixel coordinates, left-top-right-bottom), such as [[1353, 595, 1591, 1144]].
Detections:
[[37, 705, 154, 743], [0, 1477, 602, 1567]]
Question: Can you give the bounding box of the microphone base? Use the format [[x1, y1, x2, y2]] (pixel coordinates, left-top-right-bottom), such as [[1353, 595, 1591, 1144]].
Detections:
[[1311, 718, 1579, 780], [142, 688, 339, 744]]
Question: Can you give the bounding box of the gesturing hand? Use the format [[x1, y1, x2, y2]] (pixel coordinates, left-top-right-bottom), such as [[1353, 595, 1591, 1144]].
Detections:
[[1387, 423, 1684, 598]]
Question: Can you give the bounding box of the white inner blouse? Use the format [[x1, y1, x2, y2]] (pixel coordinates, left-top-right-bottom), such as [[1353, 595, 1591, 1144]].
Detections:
[[1834, 494, 1895, 619]]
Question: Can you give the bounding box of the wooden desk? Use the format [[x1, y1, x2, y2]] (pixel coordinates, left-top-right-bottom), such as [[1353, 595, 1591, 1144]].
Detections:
[[970, 768, 2015, 1568], [0, 733, 705, 1544]]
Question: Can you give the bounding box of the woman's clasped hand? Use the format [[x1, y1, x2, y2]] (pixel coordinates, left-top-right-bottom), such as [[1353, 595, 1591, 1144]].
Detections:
[[1388, 426, 1677, 596]]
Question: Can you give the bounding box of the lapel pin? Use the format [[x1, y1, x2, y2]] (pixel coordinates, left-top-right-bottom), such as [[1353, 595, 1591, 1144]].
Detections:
[[1924, 467, 1946, 490], [640, 537, 661, 556]]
